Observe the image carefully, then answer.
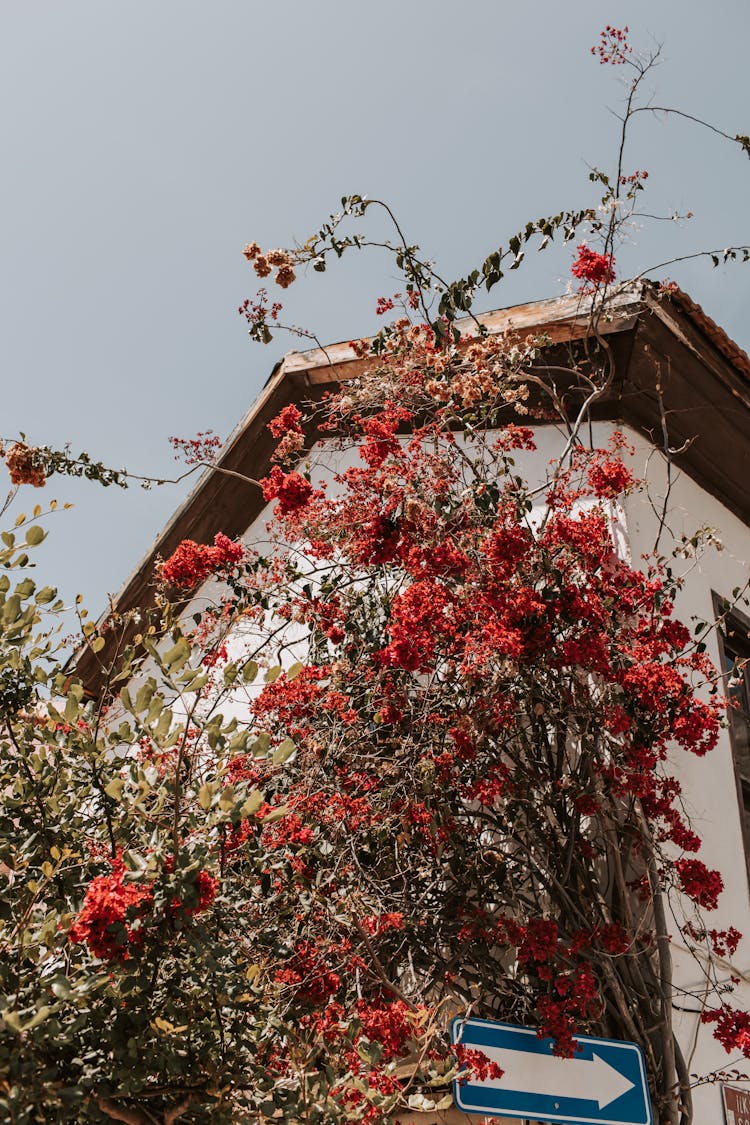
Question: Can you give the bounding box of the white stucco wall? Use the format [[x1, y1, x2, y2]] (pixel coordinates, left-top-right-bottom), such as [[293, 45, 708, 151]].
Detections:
[[622, 428, 750, 1122]]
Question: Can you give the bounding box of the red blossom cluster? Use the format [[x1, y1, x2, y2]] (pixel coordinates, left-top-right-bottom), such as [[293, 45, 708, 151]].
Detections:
[[359, 403, 412, 468], [675, 858, 724, 911], [356, 999, 415, 1061], [274, 940, 342, 1005], [453, 1044, 504, 1085], [701, 1006, 750, 1056], [159, 532, 244, 588], [586, 455, 634, 498], [167, 865, 218, 919], [591, 25, 631, 65], [494, 917, 606, 1054], [267, 404, 306, 463], [374, 291, 420, 315], [68, 857, 217, 962], [683, 921, 741, 958], [620, 169, 649, 185], [260, 466, 314, 516], [168, 430, 222, 466], [268, 404, 303, 439], [360, 912, 405, 936], [68, 858, 153, 961], [2, 442, 46, 487], [571, 244, 616, 289], [238, 289, 283, 324], [535, 966, 599, 1055]]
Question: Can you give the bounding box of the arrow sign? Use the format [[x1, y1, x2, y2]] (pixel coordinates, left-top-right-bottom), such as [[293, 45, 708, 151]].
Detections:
[[451, 1017, 653, 1125], [470, 1043, 635, 1109]]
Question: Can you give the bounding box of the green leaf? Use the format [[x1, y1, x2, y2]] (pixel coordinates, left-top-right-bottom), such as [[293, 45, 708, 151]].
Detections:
[[154, 706, 173, 739], [164, 638, 191, 673], [250, 732, 272, 757], [261, 804, 288, 824], [218, 785, 236, 811], [264, 665, 282, 684], [23, 1006, 52, 1031], [64, 693, 80, 723], [241, 660, 259, 683], [241, 789, 264, 817], [272, 738, 296, 765], [50, 976, 73, 1001], [135, 680, 156, 714], [182, 673, 209, 693], [197, 782, 216, 810], [2, 1009, 22, 1033], [104, 778, 124, 800], [2, 595, 21, 624], [25, 526, 45, 547]]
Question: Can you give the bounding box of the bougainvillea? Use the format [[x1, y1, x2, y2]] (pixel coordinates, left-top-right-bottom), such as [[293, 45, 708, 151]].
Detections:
[[2, 441, 46, 487], [138, 312, 736, 1121], [68, 858, 217, 962], [259, 465, 315, 515], [2, 24, 750, 1125], [68, 858, 154, 962], [158, 531, 244, 588], [571, 242, 616, 288]]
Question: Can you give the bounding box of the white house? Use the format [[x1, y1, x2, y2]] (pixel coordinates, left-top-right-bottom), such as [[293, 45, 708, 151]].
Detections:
[[79, 282, 750, 1124]]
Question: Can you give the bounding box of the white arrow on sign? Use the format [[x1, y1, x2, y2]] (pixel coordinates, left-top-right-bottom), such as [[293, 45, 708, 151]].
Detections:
[[471, 1043, 636, 1110]]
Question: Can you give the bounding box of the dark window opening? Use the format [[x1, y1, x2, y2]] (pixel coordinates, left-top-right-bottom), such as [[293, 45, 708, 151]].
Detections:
[[713, 595, 750, 891]]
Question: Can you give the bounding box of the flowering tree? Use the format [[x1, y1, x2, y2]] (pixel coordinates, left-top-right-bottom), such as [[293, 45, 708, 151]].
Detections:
[[1, 24, 750, 1125]]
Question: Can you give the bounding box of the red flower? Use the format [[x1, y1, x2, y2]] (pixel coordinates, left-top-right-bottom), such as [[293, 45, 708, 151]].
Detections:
[[676, 858, 723, 910], [702, 1005, 750, 1057], [68, 859, 153, 962], [361, 912, 405, 936], [159, 533, 244, 589], [587, 457, 633, 498], [591, 25, 631, 66], [69, 860, 219, 962], [172, 867, 218, 917], [260, 466, 314, 516], [571, 244, 616, 288], [375, 295, 396, 316], [268, 404, 303, 439], [453, 1044, 505, 1085]]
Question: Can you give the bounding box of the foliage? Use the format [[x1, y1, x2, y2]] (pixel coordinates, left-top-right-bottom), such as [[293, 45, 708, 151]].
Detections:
[[1, 323, 748, 1123]]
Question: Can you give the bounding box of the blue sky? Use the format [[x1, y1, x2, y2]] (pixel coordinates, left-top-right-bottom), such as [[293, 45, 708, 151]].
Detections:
[[2, 0, 748, 612]]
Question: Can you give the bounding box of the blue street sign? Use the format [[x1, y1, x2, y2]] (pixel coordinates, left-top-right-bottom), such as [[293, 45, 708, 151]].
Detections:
[[451, 1017, 653, 1125]]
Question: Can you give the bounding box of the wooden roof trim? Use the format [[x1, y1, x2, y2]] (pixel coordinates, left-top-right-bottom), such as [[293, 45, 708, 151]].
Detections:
[[666, 286, 750, 386], [281, 286, 645, 385], [81, 284, 684, 624], [75, 282, 750, 691]]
